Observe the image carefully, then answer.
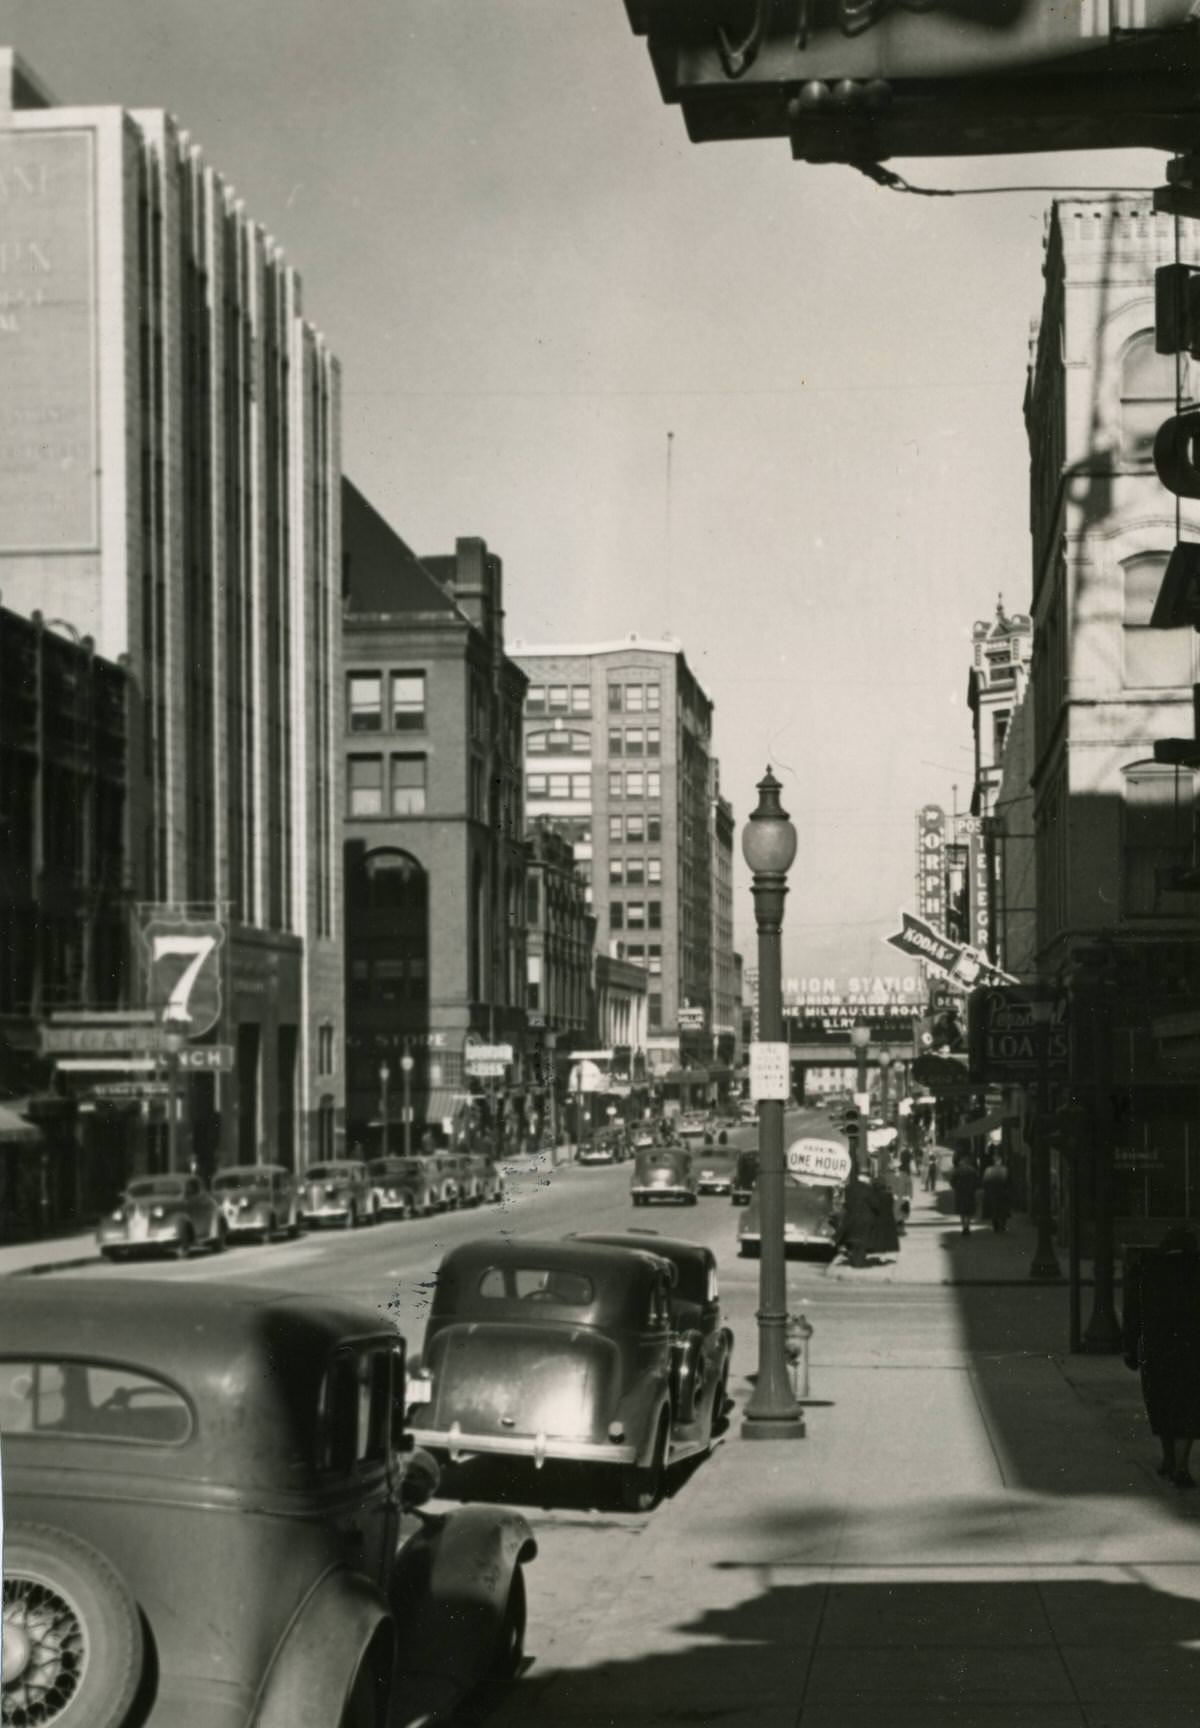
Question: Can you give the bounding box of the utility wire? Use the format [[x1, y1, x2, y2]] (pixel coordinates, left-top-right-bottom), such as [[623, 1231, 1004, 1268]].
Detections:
[[858, 163, 1157, 199]]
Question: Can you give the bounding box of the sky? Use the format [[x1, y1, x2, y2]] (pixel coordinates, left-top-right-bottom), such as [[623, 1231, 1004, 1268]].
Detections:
[[0, 1, 1168, 985]]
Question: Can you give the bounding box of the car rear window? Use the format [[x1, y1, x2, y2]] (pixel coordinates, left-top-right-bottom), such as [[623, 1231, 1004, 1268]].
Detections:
[[0, 1359, 192, 1445], [127, 1177, 187, 1200], [316, 1346, 398, 1471], [478, 1266, 594, 1305], [213, 1171, 268, 1191]]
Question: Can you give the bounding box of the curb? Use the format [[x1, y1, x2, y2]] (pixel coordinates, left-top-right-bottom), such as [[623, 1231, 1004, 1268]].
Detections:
[[10, 1254, 100, 1278]]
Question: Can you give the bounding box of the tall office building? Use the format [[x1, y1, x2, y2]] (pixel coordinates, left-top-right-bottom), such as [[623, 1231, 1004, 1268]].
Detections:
[[0, 50, 343, 1168], [512, 636, 724, 1083]]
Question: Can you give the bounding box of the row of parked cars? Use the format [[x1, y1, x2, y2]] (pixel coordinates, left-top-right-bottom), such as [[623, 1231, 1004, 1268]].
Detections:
[[96, 1152, 504, 1261]]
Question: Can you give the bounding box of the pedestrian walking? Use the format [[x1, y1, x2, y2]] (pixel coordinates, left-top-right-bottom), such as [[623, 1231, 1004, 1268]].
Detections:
[[924, 1148, 938, 1193], [981, 1154, 1012, 1232], [1122, 1227, 1200, 1488], [949, 1154, 980, 1236]]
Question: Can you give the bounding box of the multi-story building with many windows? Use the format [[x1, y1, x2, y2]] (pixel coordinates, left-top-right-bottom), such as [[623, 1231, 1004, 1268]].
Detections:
[[0, 49, 342, 1172], [341, 484, 527, 1147], [512, 636, 724, 1083], [710, 767, 737, 1078]]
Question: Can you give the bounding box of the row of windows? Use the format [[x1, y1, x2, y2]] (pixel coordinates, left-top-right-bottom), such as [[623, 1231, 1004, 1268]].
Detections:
[[608, 727, 661, 757], [527, 772, 590, 801], [348, 671, 425, 733], [347, 753, 426, 816], [609, 770, 661, 800], [608, 683, 660, 714], [610, 901, 662, 931], [625, 942, 663, 975], [526, 684, 591, 716], [527, 729, 589, 755], [609, 857, 662, 885], [610, 810, 661, 843]]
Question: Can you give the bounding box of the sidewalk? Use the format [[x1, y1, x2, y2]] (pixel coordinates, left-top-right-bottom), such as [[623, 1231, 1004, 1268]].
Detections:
[[0, 1226, 101, 1277], [488, 1191, 1197, 1728], [824, 1181, 1079, 1286]]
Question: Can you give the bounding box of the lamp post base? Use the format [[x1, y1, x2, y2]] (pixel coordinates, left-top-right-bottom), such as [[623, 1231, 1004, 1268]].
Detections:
[[741, 1410, 806, 1441]]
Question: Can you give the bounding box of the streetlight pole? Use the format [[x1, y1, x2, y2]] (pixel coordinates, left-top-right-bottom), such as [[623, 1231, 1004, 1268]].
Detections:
[[1027, 998, 1062, 1281], [741, 769, 805, 1442], [400, 1050, 414, 1159], [878, 1048, 893, 1125], [379, 1061, 391, 1161]]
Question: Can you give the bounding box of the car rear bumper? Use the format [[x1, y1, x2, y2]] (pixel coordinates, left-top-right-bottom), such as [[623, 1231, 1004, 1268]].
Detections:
[[697, 1181, 732, 1194], [300, 1204, 352, 1221], [408, 1423, 637, 1466]]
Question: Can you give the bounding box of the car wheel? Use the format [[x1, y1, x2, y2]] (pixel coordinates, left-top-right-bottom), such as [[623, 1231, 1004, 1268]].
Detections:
[[99, 1247, 122, 1263], [343, 1202, 357, 1231], [2, 1521, 145, 1728], [619, 1413, 669, 1514], [169, 1225, 193, 1261], [738, 1240, 760, 1259], [210, 1218, 227, 1254], [337, 1623, 394, 1728], [264, 1211, 278, 1241], [710, 1364, 732, 1443], [489, 1566, 527, 1681]]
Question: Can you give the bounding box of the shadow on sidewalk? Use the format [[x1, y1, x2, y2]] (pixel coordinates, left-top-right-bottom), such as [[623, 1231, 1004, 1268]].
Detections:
[[465, 1571, 1200, 1726], [432, 1445, 713, 1517]]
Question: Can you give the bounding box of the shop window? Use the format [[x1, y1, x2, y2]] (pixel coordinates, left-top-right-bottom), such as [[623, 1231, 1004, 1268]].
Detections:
[[348, 673, 382, 733], [348, 754, 383, 816], [390, 755, 426, 816], [392, 672, 425, 730]]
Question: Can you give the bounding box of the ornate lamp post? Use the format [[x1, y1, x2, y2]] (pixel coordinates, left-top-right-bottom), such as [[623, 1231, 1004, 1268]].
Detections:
[[877, 1047, 893, 1125], [741, 769, 805, 1442], [379, 1061, 391, 1161], [400, 1050, 415, 1158]]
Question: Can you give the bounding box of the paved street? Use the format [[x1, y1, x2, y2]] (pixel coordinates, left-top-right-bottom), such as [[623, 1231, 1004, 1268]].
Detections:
[[22, 1109, 1200, 1727]]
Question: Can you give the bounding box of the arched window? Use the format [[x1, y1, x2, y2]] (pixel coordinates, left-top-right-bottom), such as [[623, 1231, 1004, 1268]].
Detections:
[[1123, 552, 1192, 688], [1120, 332, 1174, 463], [345, 848, 428, 1009]]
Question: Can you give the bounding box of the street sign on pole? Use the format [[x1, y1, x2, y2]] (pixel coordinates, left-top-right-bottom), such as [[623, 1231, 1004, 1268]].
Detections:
[[466, 1059, 506, 1079], [465, 1044, 514, 1065], [749, 1041, 790, 1101], [786, 1139, 853, 1184]]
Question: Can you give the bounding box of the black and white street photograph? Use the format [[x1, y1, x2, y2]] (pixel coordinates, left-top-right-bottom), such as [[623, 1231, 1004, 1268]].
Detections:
[[6, 5, 1200, 1726]]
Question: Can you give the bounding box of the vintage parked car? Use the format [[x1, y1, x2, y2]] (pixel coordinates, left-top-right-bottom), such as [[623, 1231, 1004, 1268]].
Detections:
[[370, 1155, 442, 1219], [573, 1230, 734, 1443], [730, 1149, 759, 1207], [97, 1174, 227, 1261], [298, 1159, 377, 1229], [738, 1174, 840, 1259], [407, 1238, 721, 1511], [455, 1150, 502, 1206], [694, 1150, 737, 1197], [0, 1279, 535, 1728], [211, 1164, 299, 1242]]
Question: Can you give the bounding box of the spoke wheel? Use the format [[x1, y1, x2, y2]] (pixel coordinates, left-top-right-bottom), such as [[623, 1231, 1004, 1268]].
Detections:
[[2, 1524, 143, 1728]]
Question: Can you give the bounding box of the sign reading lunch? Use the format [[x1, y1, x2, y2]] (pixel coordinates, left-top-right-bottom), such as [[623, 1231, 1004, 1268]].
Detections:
[[0, 131, 99, 553]]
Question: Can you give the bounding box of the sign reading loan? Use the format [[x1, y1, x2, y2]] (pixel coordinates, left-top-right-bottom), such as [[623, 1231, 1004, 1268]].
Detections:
[[0, 131, 99, 552], [139, 915, 226, 1039]]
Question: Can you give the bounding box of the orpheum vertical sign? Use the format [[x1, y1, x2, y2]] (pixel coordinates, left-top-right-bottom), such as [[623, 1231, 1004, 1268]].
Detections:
[[915, 806, 946, 931], [0, 131, 99, 552]]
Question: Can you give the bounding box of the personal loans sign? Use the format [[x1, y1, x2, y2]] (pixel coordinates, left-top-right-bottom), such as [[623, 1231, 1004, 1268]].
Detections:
[[967, 986, 1069, 1083]]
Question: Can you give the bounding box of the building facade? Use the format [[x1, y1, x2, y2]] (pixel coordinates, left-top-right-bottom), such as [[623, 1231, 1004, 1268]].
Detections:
[[524, 820, 595, 1139], [967, 600, 1034, 965], [1025, 194, 1200, 1225], [710, 770, 737, 1081], [512, 636, 725, 1084], [0, 606, 138, 1234], [0, 50, 343, 1172], [341, 486, 527, 1147]]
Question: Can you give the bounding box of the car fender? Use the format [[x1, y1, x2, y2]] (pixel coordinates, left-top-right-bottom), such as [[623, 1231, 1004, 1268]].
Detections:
[[614, 1373, 671, 1464], [254, 1565, 395, 1728], [390, 1507, 536, 1702]]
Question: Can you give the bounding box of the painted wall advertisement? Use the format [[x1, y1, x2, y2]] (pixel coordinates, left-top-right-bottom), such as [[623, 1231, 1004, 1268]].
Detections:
[[0, 130, 99, 552]]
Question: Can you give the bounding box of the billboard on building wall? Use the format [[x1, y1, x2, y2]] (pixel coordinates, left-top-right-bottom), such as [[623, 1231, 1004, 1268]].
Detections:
[[0, 130, 99, 553]]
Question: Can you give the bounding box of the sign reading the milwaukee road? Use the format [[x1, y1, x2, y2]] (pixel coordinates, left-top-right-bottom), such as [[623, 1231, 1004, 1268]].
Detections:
[[967, 986, 1069, 1083]]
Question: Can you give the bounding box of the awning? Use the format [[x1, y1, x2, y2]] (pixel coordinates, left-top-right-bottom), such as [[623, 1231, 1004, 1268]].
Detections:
[[949, 1109, 1018, 1142], [0, 1102, 42, 1145]]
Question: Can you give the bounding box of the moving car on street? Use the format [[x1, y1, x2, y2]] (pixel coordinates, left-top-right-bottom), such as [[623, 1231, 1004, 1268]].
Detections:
[[407, 1238, 721, 1511], [631, 1145, 697, 1206], [0, 1279, 536, 1728], [730, 1148, 759, 1207], [298, 1158, 377, 1229], [694, 1150, 736, 1197], [738, 1174, 839, 1260], [97, 1174, 227, 1262], [212, 1164, 299, 1243], [369, 1156, 442, 1219], [676, 1113, 708, 1142]]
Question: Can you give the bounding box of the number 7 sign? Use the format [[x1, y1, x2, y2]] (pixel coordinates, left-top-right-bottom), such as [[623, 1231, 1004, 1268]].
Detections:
[[140, 917, 225, 1038]]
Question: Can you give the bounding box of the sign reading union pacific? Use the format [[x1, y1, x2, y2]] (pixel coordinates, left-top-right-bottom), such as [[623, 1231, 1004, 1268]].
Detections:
[[0, 130, 99, 553]]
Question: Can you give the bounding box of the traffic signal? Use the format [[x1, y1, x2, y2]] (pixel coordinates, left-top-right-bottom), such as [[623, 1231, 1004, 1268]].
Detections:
[[842, 1107, 861, 1162]]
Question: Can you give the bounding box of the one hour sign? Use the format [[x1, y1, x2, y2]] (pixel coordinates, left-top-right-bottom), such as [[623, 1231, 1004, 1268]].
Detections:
[[786, 1139, 853, 1184]]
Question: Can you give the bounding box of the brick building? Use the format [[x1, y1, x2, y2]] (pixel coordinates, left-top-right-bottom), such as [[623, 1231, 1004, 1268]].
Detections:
[[523, 821, 595, 1139], [341, 484, 527, 1146], [0, 50, 343, 1172]]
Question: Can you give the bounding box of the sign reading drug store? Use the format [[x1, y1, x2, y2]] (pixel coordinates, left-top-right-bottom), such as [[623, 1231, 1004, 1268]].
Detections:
[[786, 1139, 853, 1185]]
